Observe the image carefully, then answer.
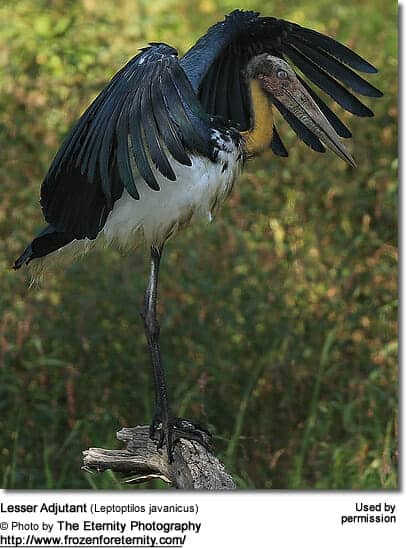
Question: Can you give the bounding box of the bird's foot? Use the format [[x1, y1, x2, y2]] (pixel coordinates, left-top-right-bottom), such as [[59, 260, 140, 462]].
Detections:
[[150, 415, 211, 463]]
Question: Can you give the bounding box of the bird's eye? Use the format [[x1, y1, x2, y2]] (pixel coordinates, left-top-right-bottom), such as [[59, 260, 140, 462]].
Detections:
[[277, 69, 288, 79]]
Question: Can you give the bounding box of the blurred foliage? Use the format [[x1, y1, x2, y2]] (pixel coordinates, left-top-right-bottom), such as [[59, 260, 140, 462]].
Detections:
[[0, 0, 397, 489]]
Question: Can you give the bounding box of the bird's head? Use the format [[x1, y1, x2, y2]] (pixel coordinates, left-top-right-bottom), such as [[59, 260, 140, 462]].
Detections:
[[246, 54, 356, 167]]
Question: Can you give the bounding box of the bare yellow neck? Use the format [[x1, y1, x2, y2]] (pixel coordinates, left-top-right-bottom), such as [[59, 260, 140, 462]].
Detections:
[[241, 79, 274, 155]]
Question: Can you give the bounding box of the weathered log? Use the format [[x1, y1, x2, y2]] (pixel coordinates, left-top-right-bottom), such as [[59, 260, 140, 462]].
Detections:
[[83, 425, 236, 490]]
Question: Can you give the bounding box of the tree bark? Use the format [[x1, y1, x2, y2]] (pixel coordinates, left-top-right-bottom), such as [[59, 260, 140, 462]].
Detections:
[[83, 426, 236, 490]]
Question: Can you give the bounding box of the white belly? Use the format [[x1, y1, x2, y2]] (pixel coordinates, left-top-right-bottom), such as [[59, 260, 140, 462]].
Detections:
[[102, 147, 242, 249], [32, 136, 243, 277]]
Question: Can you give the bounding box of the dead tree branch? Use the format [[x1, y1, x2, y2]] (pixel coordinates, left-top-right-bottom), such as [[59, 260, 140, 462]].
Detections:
[[83, 425, 235, 490]]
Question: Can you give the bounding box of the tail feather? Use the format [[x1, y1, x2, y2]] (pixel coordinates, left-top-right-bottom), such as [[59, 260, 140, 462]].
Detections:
[[13, 225, 75, 270]]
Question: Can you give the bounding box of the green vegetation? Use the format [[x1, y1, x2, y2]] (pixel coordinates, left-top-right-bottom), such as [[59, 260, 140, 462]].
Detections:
[[0, 0, 397, 489]]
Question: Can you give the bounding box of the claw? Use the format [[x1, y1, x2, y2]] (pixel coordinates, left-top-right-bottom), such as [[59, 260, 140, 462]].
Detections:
[[149, 416, 211, 463], [158, 427, 165, 450], [166, 426, 173, 463], [149, 411, 161, 439]]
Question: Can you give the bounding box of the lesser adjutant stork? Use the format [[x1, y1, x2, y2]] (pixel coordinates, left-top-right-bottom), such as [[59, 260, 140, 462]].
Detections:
[[14, 10, 382, 460]]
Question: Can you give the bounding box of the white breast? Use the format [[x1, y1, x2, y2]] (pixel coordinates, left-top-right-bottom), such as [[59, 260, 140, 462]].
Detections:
[[102, 135, 243, 249], [34, 130, 243, 276]]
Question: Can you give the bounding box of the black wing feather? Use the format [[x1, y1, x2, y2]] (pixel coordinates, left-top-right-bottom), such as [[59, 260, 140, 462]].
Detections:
[[292, 26, 378, 73], [128, 86, 161, 192], [181, 9, 381, 156], [99, 98, 125, 203], [296, 73, 352, 138], [270, 125, 288, 157], [215, 53, 232, 122], [150, 76, 191, 167], [165, 67, 211, 156], [141, 68, 176, 181], [238, 50, 252, 125], [116, 92, 140, 195], [289, 36, 382, 97], [206, 56, 224, 115], [41, 44, 211, 239], [281, 43, 374, 116], [274, 98, 326, 153], [227, 54, 246, 126]]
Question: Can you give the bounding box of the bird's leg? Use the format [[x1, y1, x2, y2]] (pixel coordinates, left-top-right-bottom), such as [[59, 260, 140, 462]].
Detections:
[[142, 245, 169, 441], [141, 245, 210, 463]]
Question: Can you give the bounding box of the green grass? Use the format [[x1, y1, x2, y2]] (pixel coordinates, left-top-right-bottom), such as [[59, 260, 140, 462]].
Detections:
[[0, 0, 397, 489]]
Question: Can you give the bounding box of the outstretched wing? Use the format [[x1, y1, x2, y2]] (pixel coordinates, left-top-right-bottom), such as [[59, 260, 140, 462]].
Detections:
[[180, 10, 382, 157], [41, 43, 212, 239]]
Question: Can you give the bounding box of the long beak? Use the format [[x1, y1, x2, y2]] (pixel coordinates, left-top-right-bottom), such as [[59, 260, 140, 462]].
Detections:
[[259, 71, 356, 168]]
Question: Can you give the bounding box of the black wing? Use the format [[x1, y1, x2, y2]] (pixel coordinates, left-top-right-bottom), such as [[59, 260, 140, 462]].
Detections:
[[41, 43, 212, 240], [180, 10, 382, 156]]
